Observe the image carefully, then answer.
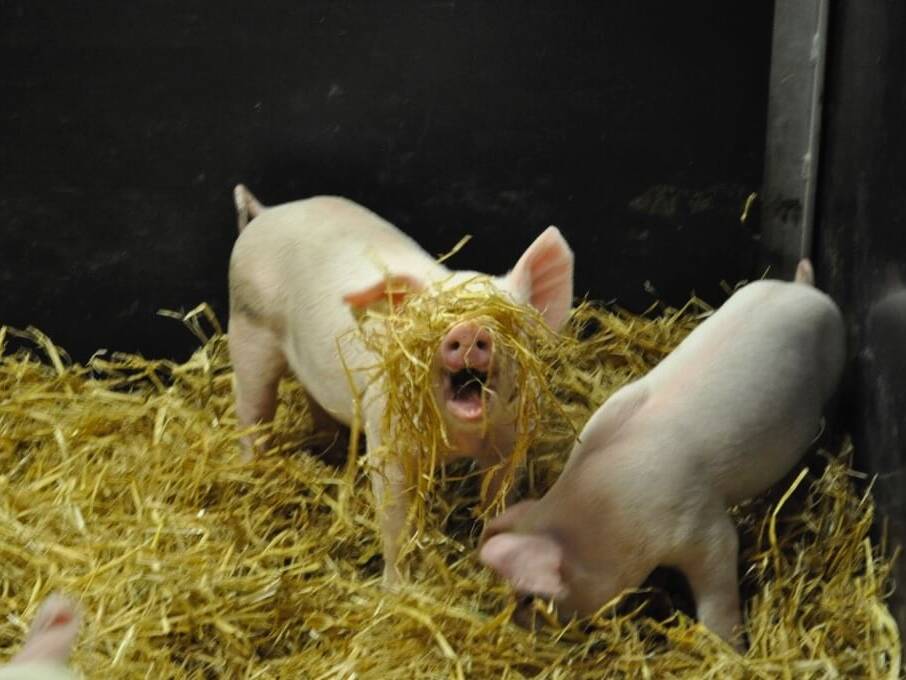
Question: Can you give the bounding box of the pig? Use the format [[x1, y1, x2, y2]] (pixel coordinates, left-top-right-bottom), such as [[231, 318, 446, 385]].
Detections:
[[0, 594, 80, 680], [479, 259, 845, 647], [227, 185, 574, 583]]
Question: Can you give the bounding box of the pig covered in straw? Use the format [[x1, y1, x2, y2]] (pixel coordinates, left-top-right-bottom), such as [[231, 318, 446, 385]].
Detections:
[[227, 186, 574, 583]]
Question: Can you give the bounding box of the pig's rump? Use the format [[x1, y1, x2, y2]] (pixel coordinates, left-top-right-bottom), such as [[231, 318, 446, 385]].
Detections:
[[638, 280, 844, 504]]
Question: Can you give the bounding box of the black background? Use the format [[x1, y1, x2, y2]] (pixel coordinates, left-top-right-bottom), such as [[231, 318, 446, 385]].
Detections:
[[1, 1, 774, 361], [816, 0, 906, 629]]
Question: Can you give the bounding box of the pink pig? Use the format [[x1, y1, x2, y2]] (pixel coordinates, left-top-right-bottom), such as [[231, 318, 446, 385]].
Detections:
[[227, 186, 574, 583], [0, 594, 80, 680], [480, 260, 845, 647]]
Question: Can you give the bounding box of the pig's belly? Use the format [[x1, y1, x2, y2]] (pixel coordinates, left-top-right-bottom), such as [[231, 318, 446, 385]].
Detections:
[[713, 426, 816, 503], [280, 331, 362, 427], [302, 373, 356, 425]]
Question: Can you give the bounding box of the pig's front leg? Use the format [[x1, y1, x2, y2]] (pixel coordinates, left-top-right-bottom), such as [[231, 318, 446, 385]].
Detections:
[[677, 511, 745, 651], [477, 429, 521, 514], [228, 312, 287, 460], [366, 420, 411, 586], [370, 459, 410, 586]]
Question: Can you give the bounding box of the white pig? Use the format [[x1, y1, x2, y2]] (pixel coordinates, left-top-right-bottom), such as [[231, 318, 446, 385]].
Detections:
[[227, 185, 574, 583], [479, 260, 845, 646], [0, 594, 81, 680]]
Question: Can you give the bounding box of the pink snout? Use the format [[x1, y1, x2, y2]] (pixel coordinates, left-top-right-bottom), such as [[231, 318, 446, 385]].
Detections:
[[441, 322, 493, 372]]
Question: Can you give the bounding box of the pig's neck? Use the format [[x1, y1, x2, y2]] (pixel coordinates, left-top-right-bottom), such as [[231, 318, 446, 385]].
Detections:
[[444, 424, 514, 462], [538, 435, 665, 604], [446, 430, 492, 459], [533, 443, 628, 553]]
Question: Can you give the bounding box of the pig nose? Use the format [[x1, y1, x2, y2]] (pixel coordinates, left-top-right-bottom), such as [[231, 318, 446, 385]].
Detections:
[[441, 322, 493, 372]]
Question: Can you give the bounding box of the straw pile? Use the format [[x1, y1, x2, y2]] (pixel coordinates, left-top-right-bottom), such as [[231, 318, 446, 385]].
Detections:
[[0, 297, 900, 678]]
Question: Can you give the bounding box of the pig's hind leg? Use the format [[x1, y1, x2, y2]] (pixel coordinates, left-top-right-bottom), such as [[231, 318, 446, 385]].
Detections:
[[229, 312, 287, 460], [673, 510, 745, 650]]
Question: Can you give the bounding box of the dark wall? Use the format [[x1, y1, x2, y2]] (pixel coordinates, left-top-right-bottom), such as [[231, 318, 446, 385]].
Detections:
[[1, 1, 774, 361], [815, 0, 906, 631]]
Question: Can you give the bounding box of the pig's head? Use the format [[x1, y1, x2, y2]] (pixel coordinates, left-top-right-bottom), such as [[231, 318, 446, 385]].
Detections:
[[432, 313, 509, 433], [343, 226, 574, 438]]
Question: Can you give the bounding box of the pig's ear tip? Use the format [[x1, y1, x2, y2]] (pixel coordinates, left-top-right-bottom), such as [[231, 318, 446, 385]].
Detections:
[[478, 533, 510, 567], [538, 226, 572, 254]]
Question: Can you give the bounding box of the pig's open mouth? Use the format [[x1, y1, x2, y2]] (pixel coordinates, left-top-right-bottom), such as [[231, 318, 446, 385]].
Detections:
[[443, 368, 491, 421]]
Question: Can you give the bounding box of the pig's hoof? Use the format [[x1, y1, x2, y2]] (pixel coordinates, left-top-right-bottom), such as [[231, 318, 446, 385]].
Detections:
[[728, 633, 748, 654], [238, 436, 266, 463], [381, 567, 404, 591]]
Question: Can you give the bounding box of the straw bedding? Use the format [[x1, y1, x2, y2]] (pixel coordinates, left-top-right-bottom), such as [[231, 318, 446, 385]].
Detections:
[[0, 294, 900, 679]]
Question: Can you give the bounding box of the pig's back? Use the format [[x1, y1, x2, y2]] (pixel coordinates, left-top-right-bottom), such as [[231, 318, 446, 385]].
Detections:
[[229, 196, 447, 421], [642, 280, 844, 503], [232, 196, 442, 298]]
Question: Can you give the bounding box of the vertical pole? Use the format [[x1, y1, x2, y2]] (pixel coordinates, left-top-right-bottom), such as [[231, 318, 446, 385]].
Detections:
[[760, 0, 828, 278]]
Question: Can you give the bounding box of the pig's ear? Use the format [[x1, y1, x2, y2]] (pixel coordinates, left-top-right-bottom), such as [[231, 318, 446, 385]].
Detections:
[[479, 532, 566, 599], [506, 226, 574, 330], [342, 274, 424, 310], [11, 594, 81, 665]]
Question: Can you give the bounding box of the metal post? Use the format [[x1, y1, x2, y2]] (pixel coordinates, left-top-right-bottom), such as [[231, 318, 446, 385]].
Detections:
[[760, 0, 829, 278]]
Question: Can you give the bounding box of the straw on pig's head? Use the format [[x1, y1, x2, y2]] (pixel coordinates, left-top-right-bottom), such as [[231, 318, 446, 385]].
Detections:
[[347, 273, 575, 526]]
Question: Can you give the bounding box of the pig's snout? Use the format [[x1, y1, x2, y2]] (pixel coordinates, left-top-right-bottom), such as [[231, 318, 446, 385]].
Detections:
[[441, 322, 493, 372]]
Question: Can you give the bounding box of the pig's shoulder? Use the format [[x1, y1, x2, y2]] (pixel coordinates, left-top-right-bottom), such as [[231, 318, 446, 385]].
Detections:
[[583, 381, 650, 446]]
